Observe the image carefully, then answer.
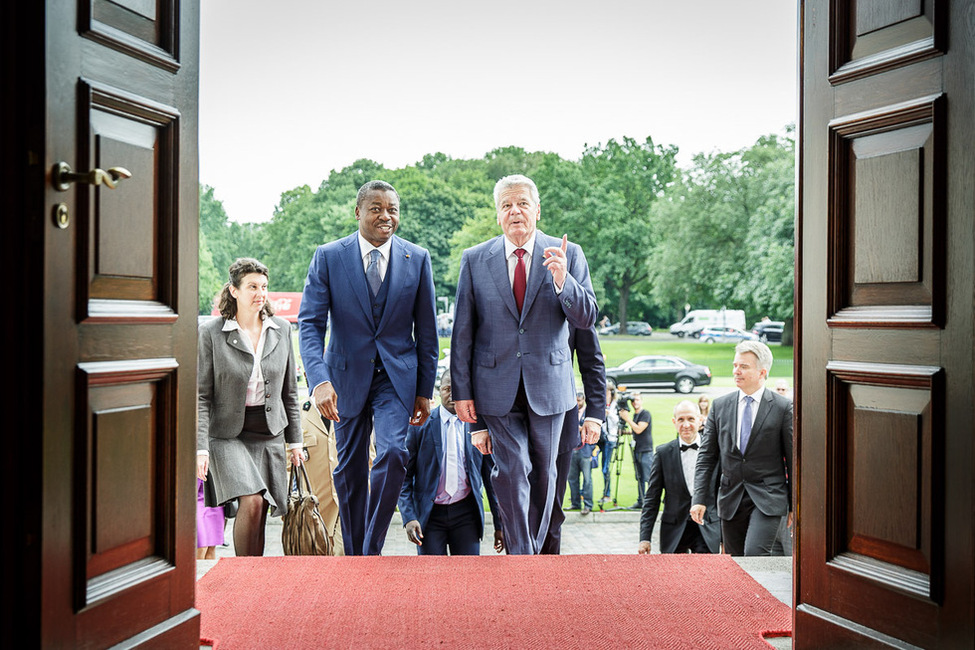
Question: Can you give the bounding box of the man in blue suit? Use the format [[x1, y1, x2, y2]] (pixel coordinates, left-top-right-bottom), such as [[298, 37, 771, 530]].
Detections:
[[451, 174, 598, 555], [399, 369, 504, 555], [298, 180, 439, 556]]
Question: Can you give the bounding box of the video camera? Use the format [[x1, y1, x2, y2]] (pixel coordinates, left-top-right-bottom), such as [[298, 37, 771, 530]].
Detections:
[[616, 386, 635, 412]]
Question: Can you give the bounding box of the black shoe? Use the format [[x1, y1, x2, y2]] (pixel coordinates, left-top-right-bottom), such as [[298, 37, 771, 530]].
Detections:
[[630, 502, 642, 510], [581, 507, 591, 515], [567, 505, 580, 511]]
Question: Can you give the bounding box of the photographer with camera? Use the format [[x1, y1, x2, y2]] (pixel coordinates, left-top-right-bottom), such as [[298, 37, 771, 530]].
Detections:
[[620, 393, 652, 509]]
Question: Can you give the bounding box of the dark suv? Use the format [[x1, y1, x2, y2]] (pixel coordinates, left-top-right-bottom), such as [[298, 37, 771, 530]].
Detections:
[[751, 320, 785, 343]]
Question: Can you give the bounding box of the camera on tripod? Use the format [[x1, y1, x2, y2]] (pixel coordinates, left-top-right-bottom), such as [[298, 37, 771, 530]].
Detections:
[[616, 386, 636, 413]]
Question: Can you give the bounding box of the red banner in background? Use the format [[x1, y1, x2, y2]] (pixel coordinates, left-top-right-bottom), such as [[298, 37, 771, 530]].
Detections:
[[212, 291, 302, 323]]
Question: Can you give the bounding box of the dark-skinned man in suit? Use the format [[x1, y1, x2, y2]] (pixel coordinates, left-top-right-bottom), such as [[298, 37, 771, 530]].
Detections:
[[398, 369, 504, 555]]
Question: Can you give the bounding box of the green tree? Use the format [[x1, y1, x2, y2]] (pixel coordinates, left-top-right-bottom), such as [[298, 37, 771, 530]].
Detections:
[[445, 206, 499, 287], [199, 184, 269, 297], [198, 229, 223, 314], [387, 167, 485, 299], [649, 129, 795, 321], [575, 136, 679, 330]]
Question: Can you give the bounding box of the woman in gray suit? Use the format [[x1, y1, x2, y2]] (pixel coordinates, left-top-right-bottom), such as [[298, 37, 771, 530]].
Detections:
[[197, 258, 303, 556]]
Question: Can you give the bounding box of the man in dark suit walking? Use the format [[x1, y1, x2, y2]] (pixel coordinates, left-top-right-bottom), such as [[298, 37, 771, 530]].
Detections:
[[399, 370, 504, 555], [541, 325, 605, 554], [691, 341, 793, 556], [298, 180, 439, 556], [638, 400, 720, 554], [451, 174, 598, 555]]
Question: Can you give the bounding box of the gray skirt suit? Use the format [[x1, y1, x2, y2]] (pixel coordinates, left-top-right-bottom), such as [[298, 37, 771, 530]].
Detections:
[[197, 315, 302, 516]]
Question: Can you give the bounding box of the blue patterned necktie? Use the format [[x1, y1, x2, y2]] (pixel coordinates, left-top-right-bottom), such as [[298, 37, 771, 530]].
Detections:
[[366, 249, 382, 295], [740, 395, 754, 452]]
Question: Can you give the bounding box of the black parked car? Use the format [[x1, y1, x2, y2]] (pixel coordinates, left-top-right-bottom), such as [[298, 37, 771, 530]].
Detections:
[[605, 355, 711, 394], [751, 320, 785, 343]]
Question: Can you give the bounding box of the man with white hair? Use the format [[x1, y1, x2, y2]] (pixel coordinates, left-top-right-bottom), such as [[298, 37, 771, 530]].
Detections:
[[450, 174, 598, 555], [690, 341, 793, 556]]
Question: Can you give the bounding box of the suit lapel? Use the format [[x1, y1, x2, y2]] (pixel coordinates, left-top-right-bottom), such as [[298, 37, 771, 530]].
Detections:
[[338, 233, 376, 324], [224, 326, 252, 356], [723, 393, 743, 455], [744, 390, 775, 454], [429, 408, 444, 474], [488, 236, 521, 320], [376, 236, 412, 333], [521, 232, 550, 320], [261, 321, 280, 359], [666, 442, 691, 499]]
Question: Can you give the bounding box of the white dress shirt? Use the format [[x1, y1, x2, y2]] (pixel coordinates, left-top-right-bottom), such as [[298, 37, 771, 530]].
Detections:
[[223, 317, 277, 406], [357, 232, 392, 282], [435, 405, 471, 505], [503, 232, 536, 288], [680, 434, 701, 496], [736, 386, 765, 450]]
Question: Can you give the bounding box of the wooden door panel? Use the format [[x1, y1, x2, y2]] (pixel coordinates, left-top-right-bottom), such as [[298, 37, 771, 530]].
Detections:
[[798, 1, 972, 647], [827, 96, 944, 326], [827, 362, 943, 587], [830, 0, 943, 83], [80, 360, 178, 582], [82, 80, 179, 308], [86, 0, 179, 71], [76, 359, 182, 647]]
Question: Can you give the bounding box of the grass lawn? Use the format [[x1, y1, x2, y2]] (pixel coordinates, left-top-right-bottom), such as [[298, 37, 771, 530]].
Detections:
[[582, 336, 793, 510], [435, 335, 794, 514], [296, 336, 794, 517]]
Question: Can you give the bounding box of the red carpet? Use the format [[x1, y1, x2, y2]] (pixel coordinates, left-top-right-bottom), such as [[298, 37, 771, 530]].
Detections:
[[198, 554, 790, 649]]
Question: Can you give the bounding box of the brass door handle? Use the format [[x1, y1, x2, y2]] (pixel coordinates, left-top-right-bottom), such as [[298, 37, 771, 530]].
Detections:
[[53, 162, 132, 191]]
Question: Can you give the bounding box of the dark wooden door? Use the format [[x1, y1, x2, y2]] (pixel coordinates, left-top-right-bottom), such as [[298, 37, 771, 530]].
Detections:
[[1, 1, 201, 647], [797, 1, 973, 646]]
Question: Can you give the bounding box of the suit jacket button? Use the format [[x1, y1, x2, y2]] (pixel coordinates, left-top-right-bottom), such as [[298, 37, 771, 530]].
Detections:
[[519, 328, 525, 334], [265, 406, 271, 412], [265, 393, 271, 399], [516, 352, 522, 358]]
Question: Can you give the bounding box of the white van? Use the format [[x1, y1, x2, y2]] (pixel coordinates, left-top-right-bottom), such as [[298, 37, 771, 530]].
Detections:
[[669, 309, 746, 338]]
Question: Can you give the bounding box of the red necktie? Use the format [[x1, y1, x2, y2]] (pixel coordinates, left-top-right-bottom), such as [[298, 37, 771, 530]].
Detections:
[[513, 248, 527, 313]]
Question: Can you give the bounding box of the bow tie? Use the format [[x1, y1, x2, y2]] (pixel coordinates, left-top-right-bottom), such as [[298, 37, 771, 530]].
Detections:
[[680, 443, 699, 452]]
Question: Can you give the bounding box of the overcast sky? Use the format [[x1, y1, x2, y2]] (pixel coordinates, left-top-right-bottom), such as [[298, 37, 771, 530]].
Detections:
[[199, 1, 798, 223]]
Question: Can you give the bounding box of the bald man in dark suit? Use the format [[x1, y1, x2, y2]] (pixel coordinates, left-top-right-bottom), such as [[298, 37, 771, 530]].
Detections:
[[638, 400, 720, 554]]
